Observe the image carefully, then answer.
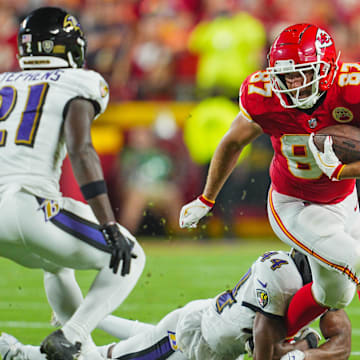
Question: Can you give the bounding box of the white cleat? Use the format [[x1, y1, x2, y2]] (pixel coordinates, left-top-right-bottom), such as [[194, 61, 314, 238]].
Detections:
[[0, 333, 24, 360]]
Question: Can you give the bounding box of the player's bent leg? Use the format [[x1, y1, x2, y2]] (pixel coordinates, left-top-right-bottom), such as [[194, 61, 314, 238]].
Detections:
[[46, 243, 145, 357], [44, 268, 84, 325], [110, 308, 184, 359], [98, 315, 155, 339], [45, 269, 154, 342], [268, 188, 358, 336], [309, 257, 356, 308], [4, 192, 146, 359], [18, 194, 146, 358], [268, 188, 360, 290]]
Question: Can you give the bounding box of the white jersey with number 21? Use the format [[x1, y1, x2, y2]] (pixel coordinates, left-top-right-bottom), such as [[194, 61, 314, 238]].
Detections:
[[0, 68, 109, 199]]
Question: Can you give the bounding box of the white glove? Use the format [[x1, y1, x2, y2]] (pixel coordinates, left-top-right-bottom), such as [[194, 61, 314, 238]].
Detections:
[[280, 350, 305, 360], [179, 195, 214, 228], [308, 133, 345, 181]]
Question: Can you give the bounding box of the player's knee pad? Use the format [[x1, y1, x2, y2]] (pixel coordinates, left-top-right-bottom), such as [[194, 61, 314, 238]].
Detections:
[[312, 279, 356, 308]]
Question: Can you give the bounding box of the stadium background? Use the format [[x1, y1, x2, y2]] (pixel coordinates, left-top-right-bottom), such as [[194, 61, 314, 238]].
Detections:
[[0, 0, 360, 358], [3, 0, 360, 240]]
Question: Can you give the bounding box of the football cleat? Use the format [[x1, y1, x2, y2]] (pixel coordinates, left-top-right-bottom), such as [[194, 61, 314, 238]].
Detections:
[[40, 329, 81, 360], [0, 333, 24, 360]]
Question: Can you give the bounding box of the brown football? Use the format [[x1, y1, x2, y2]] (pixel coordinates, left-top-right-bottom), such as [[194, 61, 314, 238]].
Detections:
[[313, 124, 360, 164]]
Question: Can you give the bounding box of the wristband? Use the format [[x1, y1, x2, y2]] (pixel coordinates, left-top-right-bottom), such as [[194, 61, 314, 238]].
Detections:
[[198, 194, 215, 208], [331, 164, 346, 180], [80, 180, 107, 200]]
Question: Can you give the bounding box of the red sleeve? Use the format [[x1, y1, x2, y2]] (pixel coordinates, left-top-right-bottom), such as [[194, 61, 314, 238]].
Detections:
[[336, 62, 360, 104]]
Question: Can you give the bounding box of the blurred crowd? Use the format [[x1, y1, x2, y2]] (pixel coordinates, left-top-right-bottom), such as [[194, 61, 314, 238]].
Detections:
[[3, 0, 360, 238], [2, 0, 360, 101]]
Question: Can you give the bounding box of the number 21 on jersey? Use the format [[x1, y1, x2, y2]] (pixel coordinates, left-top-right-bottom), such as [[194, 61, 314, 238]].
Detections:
[[0, 83, 49, 147]]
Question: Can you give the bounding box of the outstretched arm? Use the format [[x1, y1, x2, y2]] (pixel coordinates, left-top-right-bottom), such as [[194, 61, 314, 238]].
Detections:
[[203, 111, 263, 201], [179, 112, 262, 228]]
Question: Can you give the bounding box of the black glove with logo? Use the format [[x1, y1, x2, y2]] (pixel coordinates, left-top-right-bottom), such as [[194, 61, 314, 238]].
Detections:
[[101, 222, 136, 276]]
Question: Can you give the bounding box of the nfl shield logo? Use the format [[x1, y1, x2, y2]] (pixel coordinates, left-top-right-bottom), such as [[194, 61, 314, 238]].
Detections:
[[42, 40, 54, 53], [308, 118, 318, 129]]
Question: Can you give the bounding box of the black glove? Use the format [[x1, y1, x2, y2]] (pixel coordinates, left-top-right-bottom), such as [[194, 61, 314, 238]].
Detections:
[[101, 222, 136, 276]]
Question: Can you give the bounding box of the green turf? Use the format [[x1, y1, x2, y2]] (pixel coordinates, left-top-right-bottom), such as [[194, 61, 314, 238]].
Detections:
[[0, 239, 359, 358]]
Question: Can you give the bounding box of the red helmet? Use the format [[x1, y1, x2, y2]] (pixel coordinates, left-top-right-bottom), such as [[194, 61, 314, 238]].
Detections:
[[267, 24, 339, 109]]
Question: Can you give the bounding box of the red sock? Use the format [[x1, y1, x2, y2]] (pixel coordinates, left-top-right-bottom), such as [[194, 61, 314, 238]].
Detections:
[[286, 282, 328, 337]]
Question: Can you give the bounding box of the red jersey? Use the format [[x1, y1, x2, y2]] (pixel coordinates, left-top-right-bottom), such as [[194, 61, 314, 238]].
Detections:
[[239, 62, 360, 204]]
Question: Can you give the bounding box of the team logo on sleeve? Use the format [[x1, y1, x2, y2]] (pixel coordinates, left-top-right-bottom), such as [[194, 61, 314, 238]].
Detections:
[[167, 331, 178, 351], [332, 107, 353, 123], [100, 80, 109, 98], [256, 289, 269, 308]]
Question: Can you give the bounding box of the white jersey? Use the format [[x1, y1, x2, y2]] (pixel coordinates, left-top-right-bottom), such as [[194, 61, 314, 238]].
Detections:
[[176, 250, 305, 360], [0, 68, 109, 199]]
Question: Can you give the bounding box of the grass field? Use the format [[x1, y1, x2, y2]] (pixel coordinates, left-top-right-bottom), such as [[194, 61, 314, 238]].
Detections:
[[0, 238, 359, 358]]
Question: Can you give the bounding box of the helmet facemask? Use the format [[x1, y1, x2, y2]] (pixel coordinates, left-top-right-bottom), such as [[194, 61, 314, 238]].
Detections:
[[268, 59, 328, 109]]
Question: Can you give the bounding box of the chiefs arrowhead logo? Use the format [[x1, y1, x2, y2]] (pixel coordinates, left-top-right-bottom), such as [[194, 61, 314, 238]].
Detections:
[[316, 29, 333, 48]]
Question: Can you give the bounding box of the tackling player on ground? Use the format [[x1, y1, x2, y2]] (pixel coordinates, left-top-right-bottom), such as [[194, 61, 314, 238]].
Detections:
[[0, 250, 352, 360], [0, 6, 145, 360], [180, 23, 360, 346]]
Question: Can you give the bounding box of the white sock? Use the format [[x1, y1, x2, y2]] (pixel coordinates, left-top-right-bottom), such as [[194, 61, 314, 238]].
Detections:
[[98, 316, 155, 339], [97, 344, 115, 359], [19, 344, 46, 360], [62, 320, 89, 344]]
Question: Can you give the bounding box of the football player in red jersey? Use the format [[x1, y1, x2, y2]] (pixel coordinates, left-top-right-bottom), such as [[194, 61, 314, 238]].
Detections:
[[179, 23, 360, 340]]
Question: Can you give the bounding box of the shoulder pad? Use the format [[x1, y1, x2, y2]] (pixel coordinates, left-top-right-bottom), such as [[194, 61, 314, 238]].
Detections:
[[240, 71, 273, 118]]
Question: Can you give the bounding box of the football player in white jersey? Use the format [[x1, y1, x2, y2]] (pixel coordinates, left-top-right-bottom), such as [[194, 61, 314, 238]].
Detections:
[[0, 250, 352, 360], [0, 6, 145, 360]]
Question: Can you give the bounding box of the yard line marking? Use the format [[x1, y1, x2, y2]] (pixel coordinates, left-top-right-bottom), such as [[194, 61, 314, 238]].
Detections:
[[0, 321, 52, 328]]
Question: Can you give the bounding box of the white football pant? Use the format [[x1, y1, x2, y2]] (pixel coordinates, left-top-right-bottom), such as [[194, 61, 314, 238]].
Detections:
[[0, 187, 145, 345], [268, 186, 359, 308]]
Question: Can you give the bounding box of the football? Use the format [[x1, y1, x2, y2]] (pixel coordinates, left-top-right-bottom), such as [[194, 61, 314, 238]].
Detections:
[[313, 124, 360, 164]]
